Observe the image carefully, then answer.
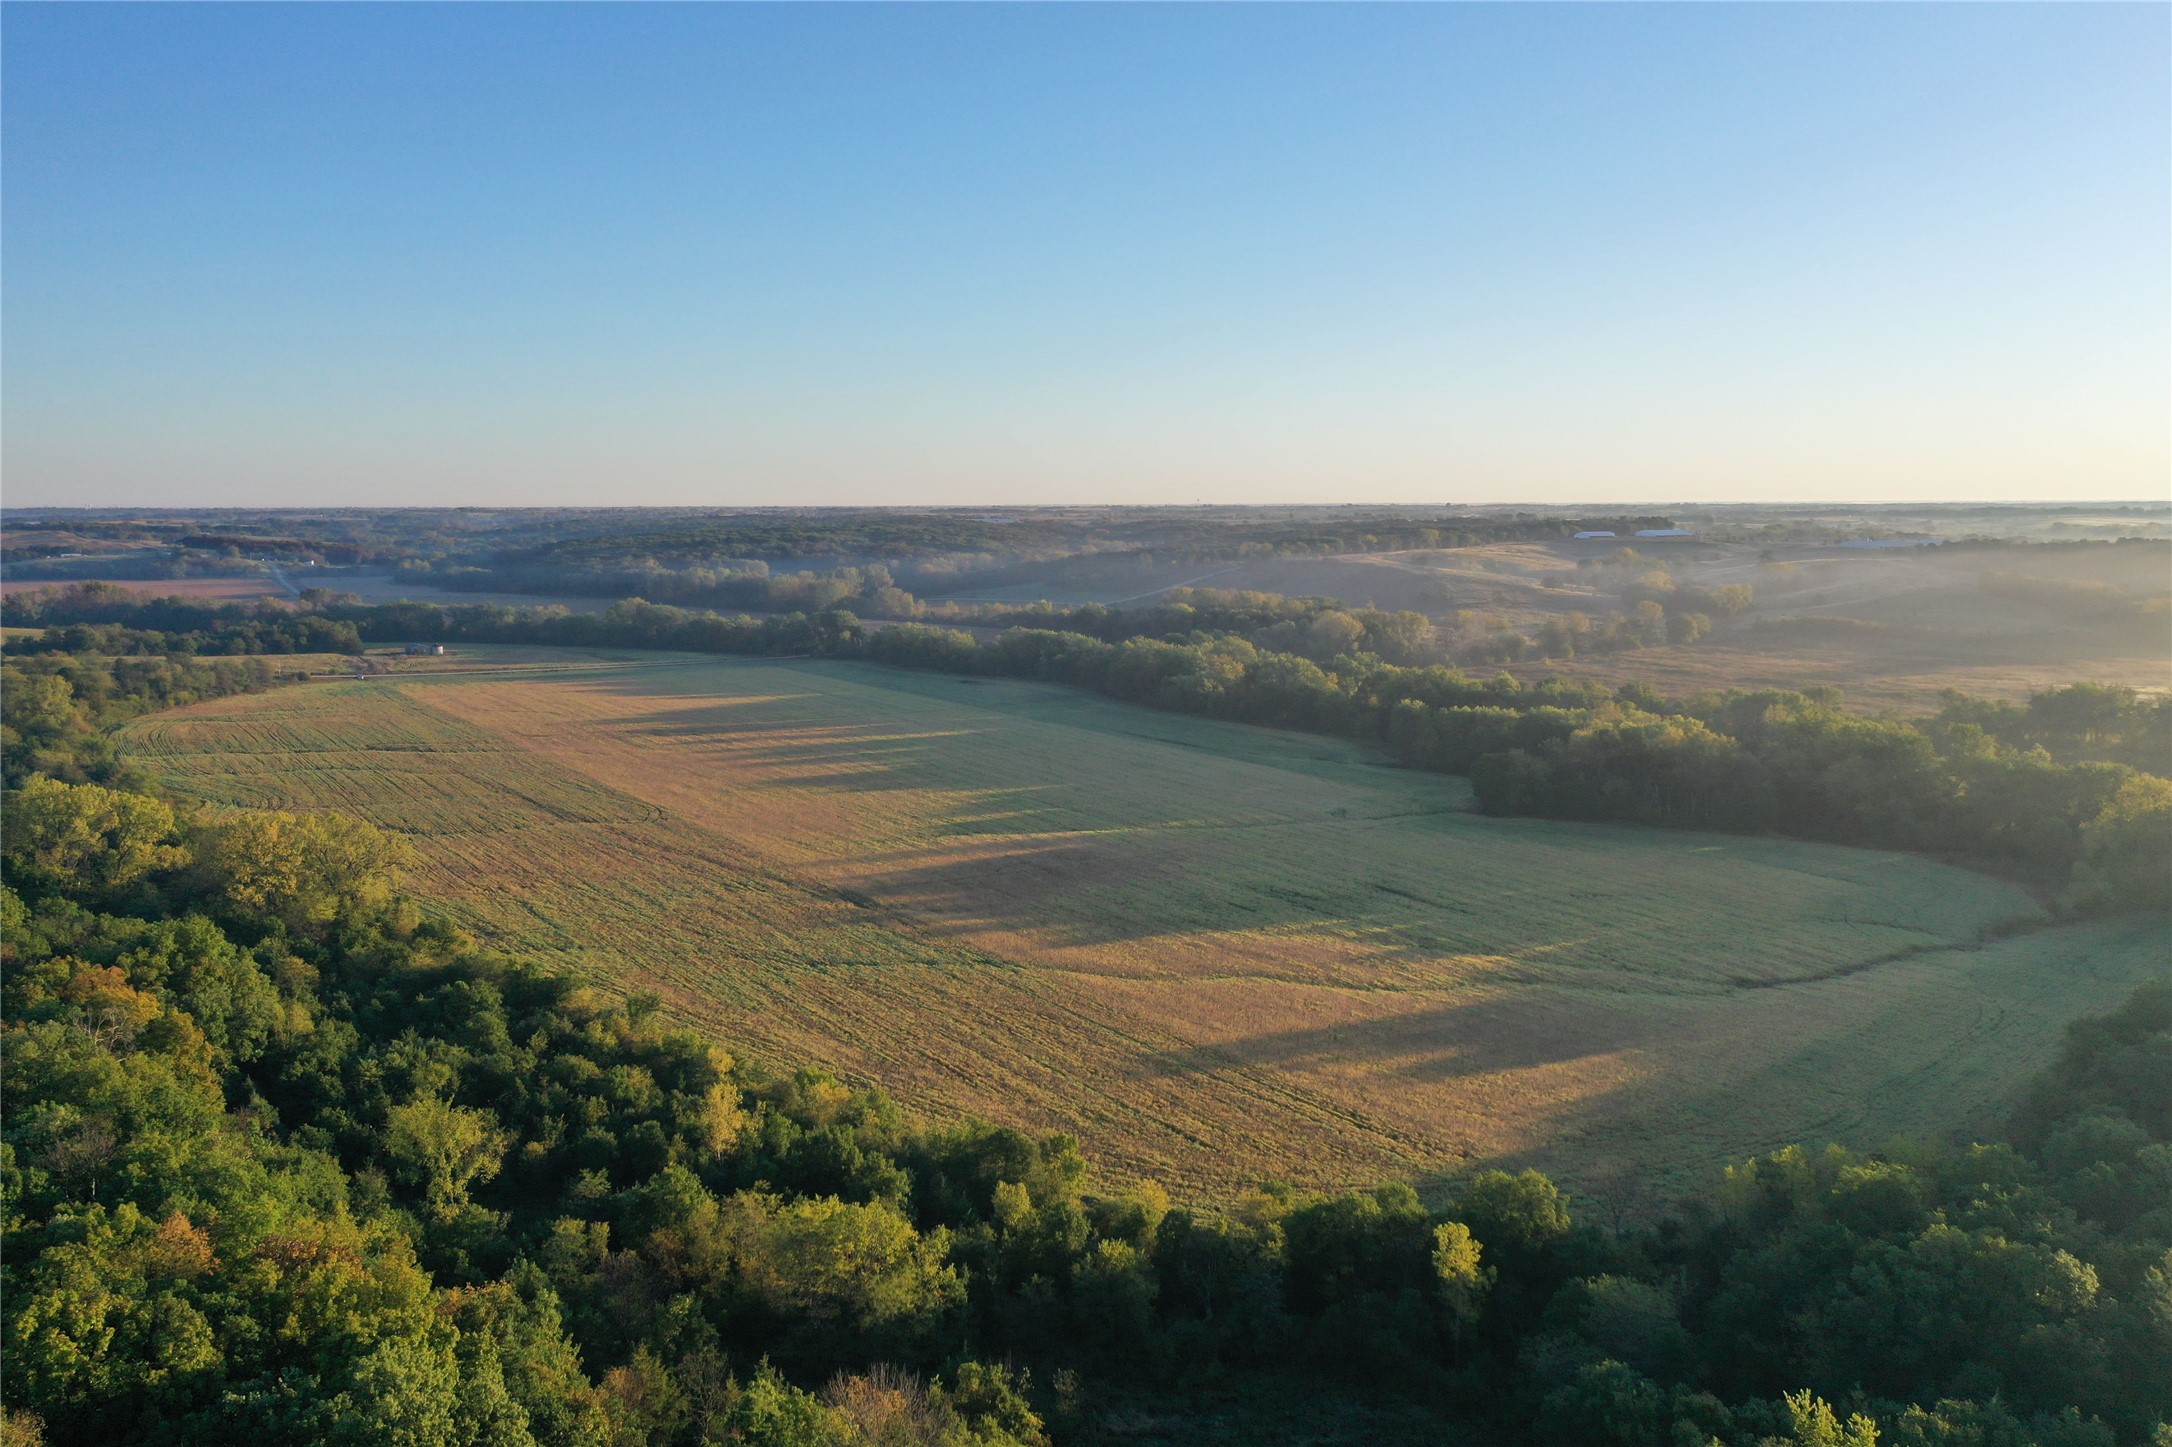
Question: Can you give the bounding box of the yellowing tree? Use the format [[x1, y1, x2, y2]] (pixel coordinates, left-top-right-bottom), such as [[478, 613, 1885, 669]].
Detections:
[[1770, 1390, 1880, 1447], [2, 776, 185, 895], [189, 807, 410, 936], [724, 1192, 963, 1331], [1431, 1220, 1493, 1350], [386, 1097, 509, 1221], [2070, 773, 2172, 912]]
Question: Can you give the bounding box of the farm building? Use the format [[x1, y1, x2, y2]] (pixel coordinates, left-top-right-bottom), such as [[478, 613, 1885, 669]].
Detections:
[[1634, 528, 1691, 538], [1573, 530, 1616, 539], [403, 643, 445, 655]]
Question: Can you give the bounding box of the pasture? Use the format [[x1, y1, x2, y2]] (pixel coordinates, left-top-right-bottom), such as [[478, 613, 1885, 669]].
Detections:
[[119, 650, 2170, 1201]]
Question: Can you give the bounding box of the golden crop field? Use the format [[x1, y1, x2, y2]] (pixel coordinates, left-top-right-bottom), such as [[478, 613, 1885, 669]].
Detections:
[[119, 650, 2171, 1202]]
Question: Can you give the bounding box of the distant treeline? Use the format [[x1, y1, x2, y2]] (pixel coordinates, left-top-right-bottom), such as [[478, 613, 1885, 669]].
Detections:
[[489, 512, 1672, 571], [12, 571, 1734, 677], [0, 552, 287, 583], [1041, 513, 1676, 567], [172, 533, 387, 563], [508, 516, 1060, 565], [5, 616, 363, 659], [409, 559, 930, 620], [402, 513, 1679, 620], [2, 646, 2167, 1445], [385, 565, 1744, 669], [7, 585, 2167, 913], [1040, 580, 1753, 664]]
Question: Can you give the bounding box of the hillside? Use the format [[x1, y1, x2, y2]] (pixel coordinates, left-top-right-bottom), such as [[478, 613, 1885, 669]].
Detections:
[[119, 648, 2170, 1202]]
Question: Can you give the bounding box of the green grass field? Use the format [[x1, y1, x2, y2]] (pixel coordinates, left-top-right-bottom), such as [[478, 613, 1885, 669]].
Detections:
[[119, 648, 2170, 1202]]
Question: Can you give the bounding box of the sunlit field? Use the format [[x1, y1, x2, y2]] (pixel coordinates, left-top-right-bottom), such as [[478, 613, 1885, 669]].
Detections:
[[121, 648, 2170, 1201]]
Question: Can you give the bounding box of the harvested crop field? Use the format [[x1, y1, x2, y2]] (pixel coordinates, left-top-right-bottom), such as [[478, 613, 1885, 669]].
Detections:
[[1, 574, 291, 601], [119, 649, 2171, 1201]]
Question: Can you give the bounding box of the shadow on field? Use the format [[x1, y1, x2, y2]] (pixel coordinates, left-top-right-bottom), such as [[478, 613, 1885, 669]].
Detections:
[[844, 826, 1514, 958], [1136, 995, 1640, 1086], [589, 689, 1359, 842], [595, 689, 1063, 795]]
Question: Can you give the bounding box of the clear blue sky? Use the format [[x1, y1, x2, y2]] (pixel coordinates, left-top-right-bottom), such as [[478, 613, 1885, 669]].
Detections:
[[4, 3, 2165, 507]]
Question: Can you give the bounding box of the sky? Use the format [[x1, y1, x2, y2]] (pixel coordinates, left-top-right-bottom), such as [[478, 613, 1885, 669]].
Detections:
[[3, 3, 2166, 509]]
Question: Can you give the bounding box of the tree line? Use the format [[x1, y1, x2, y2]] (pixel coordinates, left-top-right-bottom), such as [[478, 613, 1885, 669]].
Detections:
[[1013, 514, 1676, 567], [6, 615, 364, 661], [388, 560, 1725, 670], [417, 597, 2168, 910], [2, 644, 2168, 1445], [3, 650, 287, 790], [6, 586, 2168, 914], [7, 564, 1753, 675], [406, 561, 927, 624]]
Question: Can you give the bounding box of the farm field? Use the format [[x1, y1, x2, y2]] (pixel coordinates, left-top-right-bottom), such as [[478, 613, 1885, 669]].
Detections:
[[1506, 635, 2172, 713], [0, 574, 291, 601], [315, 570, 614, 611], [119, 649, 2171, 1201]]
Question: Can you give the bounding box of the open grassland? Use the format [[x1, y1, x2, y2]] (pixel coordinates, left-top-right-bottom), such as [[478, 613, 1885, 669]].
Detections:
[[120, 650, 2170, 1202]]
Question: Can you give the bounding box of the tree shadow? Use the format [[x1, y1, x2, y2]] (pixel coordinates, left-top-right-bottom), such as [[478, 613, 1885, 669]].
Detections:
[[834, 825, 1549, 960], [1135, 994, 1642, 1086]]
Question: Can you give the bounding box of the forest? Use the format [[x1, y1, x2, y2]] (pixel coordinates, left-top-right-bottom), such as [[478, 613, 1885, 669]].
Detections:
[[2, 637, 2169, 1446]]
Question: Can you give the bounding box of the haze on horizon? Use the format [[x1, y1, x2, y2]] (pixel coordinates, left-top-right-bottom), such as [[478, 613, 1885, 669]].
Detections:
[[3, 3, 2166, 510]]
